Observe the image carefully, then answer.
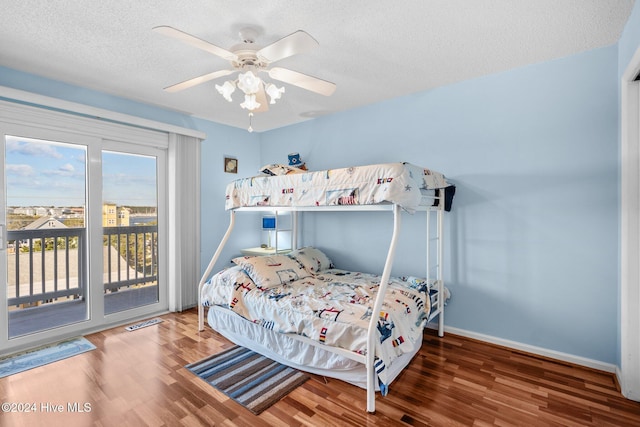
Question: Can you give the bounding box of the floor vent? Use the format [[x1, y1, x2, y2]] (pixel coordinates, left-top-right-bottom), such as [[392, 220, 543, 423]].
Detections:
[[125, 318, 163, 331]]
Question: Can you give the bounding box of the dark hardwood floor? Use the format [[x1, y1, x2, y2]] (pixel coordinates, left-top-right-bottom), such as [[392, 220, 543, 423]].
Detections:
[[1, 309, 639, 426]]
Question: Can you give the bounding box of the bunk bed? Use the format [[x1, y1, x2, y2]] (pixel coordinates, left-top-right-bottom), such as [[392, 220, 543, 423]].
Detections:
[[197, 162, 453, 413]]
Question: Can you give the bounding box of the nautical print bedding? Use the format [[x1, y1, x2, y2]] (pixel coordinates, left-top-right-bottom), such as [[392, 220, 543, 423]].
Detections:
[[201, 265, 434, 391], [225, 162, 449, 212]]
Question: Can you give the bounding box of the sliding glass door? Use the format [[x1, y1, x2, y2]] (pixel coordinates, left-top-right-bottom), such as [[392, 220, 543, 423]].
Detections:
[[102, 150, 159, 314], [1, 121, 167, 349], [4, 135, 88, 337]]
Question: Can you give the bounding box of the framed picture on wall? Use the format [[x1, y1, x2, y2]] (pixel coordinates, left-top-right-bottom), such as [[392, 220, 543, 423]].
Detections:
[[224, 157, 238, 173]]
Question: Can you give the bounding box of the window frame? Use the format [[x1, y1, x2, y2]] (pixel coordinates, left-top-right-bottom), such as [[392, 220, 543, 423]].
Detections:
[[0, 98, 175, 355]]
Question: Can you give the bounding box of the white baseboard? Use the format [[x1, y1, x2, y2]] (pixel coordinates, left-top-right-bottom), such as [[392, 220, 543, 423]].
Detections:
[[426, 322, 618, 374], [616, 365, 624, 393]]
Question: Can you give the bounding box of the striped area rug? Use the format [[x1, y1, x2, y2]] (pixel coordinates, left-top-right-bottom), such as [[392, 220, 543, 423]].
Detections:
[[186, 346, 310, 415]]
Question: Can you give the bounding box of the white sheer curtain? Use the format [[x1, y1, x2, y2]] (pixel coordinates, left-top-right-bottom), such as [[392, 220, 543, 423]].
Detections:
[[168, 133, 202, 311]]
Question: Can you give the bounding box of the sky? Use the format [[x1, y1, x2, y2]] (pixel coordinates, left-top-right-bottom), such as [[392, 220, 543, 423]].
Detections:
[[5, 135, 157, 208]]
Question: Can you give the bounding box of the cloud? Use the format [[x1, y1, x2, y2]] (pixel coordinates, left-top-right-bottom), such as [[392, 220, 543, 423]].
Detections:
[[39, 163, 79, 178], [6, 164, 35, 177], [60, 163, 75, 172], [42, 168, 77, 177], [6, 139, 63, 159]]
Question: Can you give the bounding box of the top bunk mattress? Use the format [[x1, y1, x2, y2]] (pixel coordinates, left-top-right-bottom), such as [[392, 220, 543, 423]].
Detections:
[[225, 162, 449, 212]]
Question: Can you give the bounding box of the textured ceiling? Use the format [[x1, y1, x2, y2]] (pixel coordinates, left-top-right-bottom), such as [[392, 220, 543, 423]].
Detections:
[[0, 1, 635, 132]]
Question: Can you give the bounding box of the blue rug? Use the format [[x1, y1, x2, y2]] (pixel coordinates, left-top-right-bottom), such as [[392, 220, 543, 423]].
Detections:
[[0, 337, 96, 378]]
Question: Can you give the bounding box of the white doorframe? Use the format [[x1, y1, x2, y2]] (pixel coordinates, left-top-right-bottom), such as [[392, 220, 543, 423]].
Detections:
[[0, 99, 171, 355], [620, 45, 640, 402]]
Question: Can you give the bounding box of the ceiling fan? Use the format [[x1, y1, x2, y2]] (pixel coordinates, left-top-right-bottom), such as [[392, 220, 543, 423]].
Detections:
[[153, 26, 336, 118]]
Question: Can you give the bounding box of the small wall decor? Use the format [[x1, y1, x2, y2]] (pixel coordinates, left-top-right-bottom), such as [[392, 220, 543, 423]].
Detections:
[[224, 157, 238, 174]]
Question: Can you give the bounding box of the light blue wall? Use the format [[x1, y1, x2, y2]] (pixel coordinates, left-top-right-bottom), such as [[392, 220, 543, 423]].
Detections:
[[0, 66, 200, 129], [617, 0, 640, 367], [195, 118, 263, 272], [260, 45, 620, 364]]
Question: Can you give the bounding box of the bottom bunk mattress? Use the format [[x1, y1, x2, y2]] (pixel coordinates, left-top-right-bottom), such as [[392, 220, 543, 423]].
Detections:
[[200, 250, 437, 391], [206, 305, 421, 390]]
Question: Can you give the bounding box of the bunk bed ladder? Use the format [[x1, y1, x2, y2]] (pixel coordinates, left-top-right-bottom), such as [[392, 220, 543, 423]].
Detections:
[[426, 190, 445, 338], [436, 199, 445, 337]]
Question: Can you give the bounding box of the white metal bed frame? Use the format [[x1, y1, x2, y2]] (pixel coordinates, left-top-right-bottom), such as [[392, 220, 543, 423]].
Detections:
[[197, 190, 446, 413]]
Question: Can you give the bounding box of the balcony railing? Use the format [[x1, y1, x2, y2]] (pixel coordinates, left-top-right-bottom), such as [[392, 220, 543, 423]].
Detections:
[[103, 225, 158, 292], [8, 228, 85, 307], [7, 225, 158, 308]]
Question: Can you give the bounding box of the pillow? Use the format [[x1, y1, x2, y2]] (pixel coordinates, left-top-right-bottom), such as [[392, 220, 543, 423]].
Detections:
[[201, 266, 255, 307], [213, 265, 254, 288], [232, 254, 311, 289], [259, 163, 305, 176], [288, 247, 334, 273]]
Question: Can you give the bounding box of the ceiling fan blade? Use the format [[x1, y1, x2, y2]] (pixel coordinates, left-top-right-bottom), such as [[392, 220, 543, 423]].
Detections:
[[257, 30, 318, 63], [253, 83, 269, 112], [153, 26, 237, 61], [164, 69, 235, 93], [268, 67, 336, 96]]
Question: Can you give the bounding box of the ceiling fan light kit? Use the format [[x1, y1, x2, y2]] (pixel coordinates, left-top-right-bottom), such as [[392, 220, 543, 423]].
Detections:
[[215, 81, 235, 102], [154, 26, 336, 131], [240, 93, 260, 111], [265, 83, 285, 104], [237, 71, 260, 94]]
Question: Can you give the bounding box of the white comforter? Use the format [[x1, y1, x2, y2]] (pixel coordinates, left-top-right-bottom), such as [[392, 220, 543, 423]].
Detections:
[[201, 268, 432, 390]]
